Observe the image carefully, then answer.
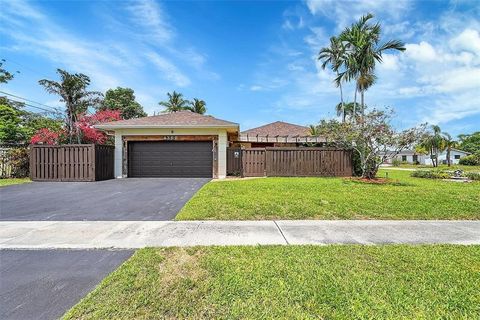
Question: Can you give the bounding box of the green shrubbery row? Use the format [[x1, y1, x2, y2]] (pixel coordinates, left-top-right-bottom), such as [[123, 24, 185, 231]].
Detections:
[[459, 153, 480, 166], [411, 170, 480, 181]]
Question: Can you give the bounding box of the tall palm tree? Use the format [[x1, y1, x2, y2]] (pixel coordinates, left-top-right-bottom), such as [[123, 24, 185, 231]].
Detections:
[[319, 36, 346, 122], [339, 13, 405, 117], [421, 125, 445, 167], [442, 132, 456, 167], [308, 124, 319, 136], [188, 98, 207, 114], [158, 91, 190, 113]]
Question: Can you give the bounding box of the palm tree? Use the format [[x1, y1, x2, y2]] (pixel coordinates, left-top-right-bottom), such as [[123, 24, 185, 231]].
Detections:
[[158, 91, 190, 113], [421, 125, 445, 167], [338, 13, 405, 117], [442, 132, 456, 167], [39, 69, 103, 143], [308, 124, 319, 136], [335, 102, 362, 122], [319, 36, 346, 122], [188, 98, 207, 114]]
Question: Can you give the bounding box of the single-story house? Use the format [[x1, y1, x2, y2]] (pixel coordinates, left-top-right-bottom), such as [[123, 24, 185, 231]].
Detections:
[[96, 111, 239, 179], [233, 121, 325, 148], [381, 148, 470, 165]]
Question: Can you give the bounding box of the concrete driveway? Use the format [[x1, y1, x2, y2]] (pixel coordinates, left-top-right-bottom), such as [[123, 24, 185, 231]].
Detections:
[[0, 249, 133, 320], [0, 178, 209, 221]]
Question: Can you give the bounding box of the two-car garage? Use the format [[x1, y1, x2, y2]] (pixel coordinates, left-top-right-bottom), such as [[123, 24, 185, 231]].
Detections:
[[127, 141, 213, 178]]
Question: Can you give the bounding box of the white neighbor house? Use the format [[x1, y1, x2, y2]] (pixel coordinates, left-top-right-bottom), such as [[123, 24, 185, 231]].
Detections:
[[381, 148, 471, 165]]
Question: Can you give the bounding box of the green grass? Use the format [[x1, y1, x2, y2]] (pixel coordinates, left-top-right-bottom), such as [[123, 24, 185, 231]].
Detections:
[[0, 178, 31, 187], [63, 245, 480, 320], [177, 170, 479, 220]]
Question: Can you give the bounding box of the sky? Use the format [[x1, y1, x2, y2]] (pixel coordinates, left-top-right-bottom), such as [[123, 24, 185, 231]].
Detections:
[[0, 0, 479, 136]]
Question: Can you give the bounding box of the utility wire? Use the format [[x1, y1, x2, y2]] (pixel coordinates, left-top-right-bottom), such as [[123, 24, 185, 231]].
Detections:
[[0, 90, 58, 111]]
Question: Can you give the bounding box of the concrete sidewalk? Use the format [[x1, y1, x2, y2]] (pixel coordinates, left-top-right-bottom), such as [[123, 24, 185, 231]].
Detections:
[[1, 220, 479, 248]]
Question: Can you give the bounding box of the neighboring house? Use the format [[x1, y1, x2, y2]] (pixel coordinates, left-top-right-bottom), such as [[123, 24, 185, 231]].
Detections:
[[381, 149, 470, 165], [234, 121, 325, 148], [96, 111, 239, 179], [423, 148, 471, 166]]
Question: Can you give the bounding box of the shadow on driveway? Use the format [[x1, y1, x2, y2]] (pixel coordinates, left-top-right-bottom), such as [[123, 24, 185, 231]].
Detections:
[[0, 178, 209, 221], [0, 249, 133, 320]]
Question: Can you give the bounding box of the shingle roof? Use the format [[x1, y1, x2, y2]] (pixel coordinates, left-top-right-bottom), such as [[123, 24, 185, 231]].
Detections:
[[96, 110, 239, 129], [241, 121, 310, 137]]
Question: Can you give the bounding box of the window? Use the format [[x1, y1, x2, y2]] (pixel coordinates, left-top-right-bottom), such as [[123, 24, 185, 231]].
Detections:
[[454, 155, 461, 159], [402, 155, 407, 162]]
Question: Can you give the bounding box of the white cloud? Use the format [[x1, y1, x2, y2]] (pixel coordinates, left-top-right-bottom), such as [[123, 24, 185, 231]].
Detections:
[[449, 28, 480, 54], [405, 41, 437, 62], [125, 0, 174, 43], [145, 51, 191, 87]]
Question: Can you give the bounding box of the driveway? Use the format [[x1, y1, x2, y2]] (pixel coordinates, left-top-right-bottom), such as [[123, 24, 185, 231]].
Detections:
[[0, 178, 209, 221], [0, 249, 133, 320]]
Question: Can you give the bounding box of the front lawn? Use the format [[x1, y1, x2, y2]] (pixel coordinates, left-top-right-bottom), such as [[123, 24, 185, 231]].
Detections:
[[177, 170, 479, 220], [64, 245, 480, 319], [0, 178, 31, 187], [389, 164, 480, 172]]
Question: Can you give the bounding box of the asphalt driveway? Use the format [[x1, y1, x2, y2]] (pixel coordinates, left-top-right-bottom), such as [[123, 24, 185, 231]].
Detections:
[[0, 249, 133, 320], [0, 178, 210, 221]]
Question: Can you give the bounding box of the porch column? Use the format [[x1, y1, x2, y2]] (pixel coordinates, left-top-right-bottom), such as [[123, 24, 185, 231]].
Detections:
[[217, 131, 227, 179], [114, 131, 123, 178]]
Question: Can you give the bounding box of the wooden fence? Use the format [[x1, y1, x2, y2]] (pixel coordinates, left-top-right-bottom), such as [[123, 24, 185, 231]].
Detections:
[[30, 144, 114, 181], [227, 147, 352, 177]]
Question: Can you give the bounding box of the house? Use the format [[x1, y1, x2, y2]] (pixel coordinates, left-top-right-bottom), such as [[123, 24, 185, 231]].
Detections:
[[96, 111, 239, 179], [423, 148, 471, 165], [234, 121, 325, 148], [381, 148, 470, 165]]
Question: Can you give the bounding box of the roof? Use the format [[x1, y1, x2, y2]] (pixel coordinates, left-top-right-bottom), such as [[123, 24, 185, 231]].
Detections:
[[241, 121, 310, 137], [96, 110, 239, 130]]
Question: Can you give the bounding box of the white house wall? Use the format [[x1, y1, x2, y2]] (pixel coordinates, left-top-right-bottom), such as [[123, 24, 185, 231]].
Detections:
[[113, 127, 230, 179]]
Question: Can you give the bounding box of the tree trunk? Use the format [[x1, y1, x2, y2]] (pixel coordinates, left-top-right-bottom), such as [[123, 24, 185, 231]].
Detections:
[[353, 84, 358, 123], [339, 79, 345, 123], [360, 90, 365, 117], [447, 146, 451, 166]]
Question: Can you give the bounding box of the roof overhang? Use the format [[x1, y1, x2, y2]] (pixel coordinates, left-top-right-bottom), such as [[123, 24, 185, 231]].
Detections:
[[95, 124, 239, 133]]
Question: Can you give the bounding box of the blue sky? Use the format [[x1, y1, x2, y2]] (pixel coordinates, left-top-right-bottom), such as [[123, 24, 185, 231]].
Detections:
[[1, 0, 479, 136]]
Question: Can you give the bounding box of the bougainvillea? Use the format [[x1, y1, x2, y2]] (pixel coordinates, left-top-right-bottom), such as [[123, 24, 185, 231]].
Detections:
[[30, 128, 63, 145], [76, 109, 121, 144]]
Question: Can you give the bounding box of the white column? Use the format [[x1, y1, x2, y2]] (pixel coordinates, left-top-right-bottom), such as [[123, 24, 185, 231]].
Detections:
[[217, 131, 227, 179], [114, 131, 123, 178]]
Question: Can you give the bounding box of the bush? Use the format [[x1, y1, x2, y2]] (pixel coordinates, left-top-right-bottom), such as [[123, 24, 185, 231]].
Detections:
[[392, 158, 401, 167], [411, 170, 450, 179], [459, 154, 480, 166], [466, 172, 480, 181], [5, 147, 29, 178]]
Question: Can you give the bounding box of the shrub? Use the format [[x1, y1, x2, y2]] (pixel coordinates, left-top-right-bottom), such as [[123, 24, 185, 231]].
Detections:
[[466, 172, 480, 181], [5, 147, 29, 178], [411, 170, 450, 179], [392, 158, 401, 167], [459, 154, 480, 166]]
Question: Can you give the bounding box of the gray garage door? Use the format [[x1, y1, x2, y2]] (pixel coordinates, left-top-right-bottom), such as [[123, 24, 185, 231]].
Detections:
[[128, 141, 213, 178]]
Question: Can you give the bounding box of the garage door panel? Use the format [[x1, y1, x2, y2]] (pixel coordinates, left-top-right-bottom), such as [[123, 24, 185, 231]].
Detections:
[[128, 141, 213, 178]]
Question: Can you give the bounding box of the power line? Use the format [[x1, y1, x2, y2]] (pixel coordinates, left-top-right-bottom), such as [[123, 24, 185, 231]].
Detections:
[[0, 91, 59, 112]]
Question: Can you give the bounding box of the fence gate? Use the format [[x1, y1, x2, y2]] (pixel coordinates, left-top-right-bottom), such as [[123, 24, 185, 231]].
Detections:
[[226, 148, 243, 175], [242, 148, 266, 177]]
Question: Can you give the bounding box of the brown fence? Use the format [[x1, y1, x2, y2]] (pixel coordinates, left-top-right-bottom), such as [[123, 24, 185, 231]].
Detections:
[[265, 148, 352, 177], [226, 148, 242, 175], [227, 147, 352, 177], [30, 144, 114, 181], [242, 148, 266, 177]]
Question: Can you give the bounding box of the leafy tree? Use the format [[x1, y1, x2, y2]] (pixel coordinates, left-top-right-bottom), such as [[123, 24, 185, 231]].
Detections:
[[308, 124, 319, 136], [22, 112, 63, 139], [76, 110, 121, 144], [0, 104, 25, 142], [99, 87, 147, 119], [336, 14, 405, 117], [318, 108, 425, 179], [458, 131, 480, 154], [188, 98, 207, 114], [159, 91, 190, 113], [319, 37, 346, 121], [39, 69, 103, 143], [0, 59, 17, 84]]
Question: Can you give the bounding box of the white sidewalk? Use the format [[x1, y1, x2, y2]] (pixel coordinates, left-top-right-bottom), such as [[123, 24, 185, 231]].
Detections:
[[1, 220, 479, 249]]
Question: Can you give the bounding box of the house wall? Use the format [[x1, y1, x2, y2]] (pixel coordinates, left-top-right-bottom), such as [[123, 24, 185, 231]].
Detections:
[[424, 150, 469, 165], [113, 127, 230, 179]]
